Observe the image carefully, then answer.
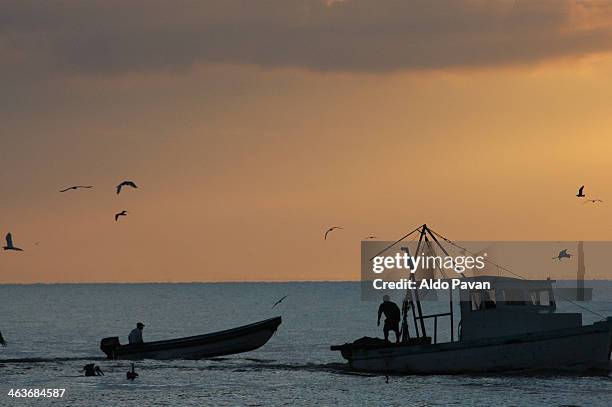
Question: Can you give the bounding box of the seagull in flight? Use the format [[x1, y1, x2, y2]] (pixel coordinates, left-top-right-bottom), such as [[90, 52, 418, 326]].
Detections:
[[116, 181, 138, 194], [576, 185, 585, 198], [60, 185, 94, 193], [115, 210, 128, 221], [272, 295, 288, 309], [3, 233, 23, 251], [324, 226, 342, 240], [553, 249, 572, 261], [583, 198, 604, 204], [364, 235, 378, 240]]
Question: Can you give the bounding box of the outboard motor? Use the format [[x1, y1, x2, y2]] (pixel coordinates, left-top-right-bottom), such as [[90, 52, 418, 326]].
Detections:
[[100, 337, 120, 359]]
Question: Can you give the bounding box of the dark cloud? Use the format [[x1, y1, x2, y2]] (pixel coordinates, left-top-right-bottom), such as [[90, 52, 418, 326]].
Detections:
[[2, 0, 612, 78]]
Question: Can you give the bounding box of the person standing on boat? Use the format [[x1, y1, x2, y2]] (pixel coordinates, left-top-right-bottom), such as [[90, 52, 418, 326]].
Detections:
[[128, 322, 145, 345], [377, 295, 401, 343]]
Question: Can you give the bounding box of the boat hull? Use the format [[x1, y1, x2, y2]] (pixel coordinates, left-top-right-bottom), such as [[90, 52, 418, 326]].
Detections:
[[101, 317, 281, 360], [332, 319, 612, 374]]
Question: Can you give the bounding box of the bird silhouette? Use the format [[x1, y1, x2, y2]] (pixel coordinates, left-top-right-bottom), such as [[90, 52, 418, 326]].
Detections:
[[583, 199, 604, 204], [576, 185, 585, 197], [126, 363, 138, 380], [324, 226, 342, 240], [116, 181, 138, 194], [115, 210, 128, 221], [364, 235, 378, 240], [272, 295, 288, 309], [0, 331, 6, 346], [553, 249, 572, 261], [59, 185, 93, 192], [3, 233, 23, 251]]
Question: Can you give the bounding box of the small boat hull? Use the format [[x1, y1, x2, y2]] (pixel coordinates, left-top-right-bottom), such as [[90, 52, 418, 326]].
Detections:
[[332, 319, 612, 374], [101, 317, 281, 360]]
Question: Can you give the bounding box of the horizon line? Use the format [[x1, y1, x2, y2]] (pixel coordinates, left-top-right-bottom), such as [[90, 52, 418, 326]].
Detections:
[[1, 278, 611, 286]]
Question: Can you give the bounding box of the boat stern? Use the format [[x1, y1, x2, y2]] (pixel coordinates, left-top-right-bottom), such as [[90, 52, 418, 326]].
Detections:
[[100, 336, 121, 359]]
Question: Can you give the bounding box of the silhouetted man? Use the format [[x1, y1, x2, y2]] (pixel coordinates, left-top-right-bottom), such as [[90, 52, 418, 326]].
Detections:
[[128, 322, 144, 345], [378, 295, 401, 343]]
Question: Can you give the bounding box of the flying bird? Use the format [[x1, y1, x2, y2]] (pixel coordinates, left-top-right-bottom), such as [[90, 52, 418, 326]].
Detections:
[[115, 210, 128, 221], [271, 295, 288, 309], [553, 249, 572, 261], [364, 236, 378, 240], [3, 233, 23, 251], [60, 185, 94, 192], [576, 185, 585, 198], [324, 226, 342, 240], [583, 199, 604, 204], [116, 181, 138, 194]]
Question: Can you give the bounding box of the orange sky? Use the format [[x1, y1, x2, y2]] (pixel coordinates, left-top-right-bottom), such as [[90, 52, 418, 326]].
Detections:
[[2, 1, 612, 282]]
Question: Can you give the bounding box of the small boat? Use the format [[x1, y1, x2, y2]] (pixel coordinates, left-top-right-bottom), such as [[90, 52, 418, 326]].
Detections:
[[100, 316, 281, 360], [332, 225, 612, 374]]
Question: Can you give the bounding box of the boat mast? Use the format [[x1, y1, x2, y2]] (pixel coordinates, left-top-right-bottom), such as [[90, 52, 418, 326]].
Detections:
[[424, 226, 459, 342], [577, 241, 585, 301], [403, 224, 459, 343]]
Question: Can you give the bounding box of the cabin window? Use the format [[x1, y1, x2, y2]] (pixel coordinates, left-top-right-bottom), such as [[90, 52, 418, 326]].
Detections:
[[471, 290, 496, 311], [538, 290, 551, 306], [481, 289, 496, 309], [470, 292, 482, 311], [501, 289, 526, 305]]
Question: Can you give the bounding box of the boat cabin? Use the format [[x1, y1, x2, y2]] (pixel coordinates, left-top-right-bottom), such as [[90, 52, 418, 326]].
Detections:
[[458, 276, 582, 340]]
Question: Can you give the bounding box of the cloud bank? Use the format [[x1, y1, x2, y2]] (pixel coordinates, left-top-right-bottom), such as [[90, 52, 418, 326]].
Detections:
[[2, 0, 612, 78]]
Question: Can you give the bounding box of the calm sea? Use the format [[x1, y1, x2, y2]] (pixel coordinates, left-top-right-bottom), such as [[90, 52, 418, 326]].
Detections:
[[1, 282, 611, 406]]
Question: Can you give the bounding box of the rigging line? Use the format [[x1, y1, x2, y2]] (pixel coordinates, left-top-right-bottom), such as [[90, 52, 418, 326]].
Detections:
[[368, 225, 423, 261], [425, 238, 447, 279], [427, 228, 524, 279], [427, 227, 607, 320], [425, 226, 465, 278]]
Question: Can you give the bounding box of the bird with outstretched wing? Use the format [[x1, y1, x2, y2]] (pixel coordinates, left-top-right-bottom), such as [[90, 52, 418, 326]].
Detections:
[[3, 233, 23, 251], [115, 210, 128, 221], [324, 226, 342, 240], [60, 185, 93, 192], [116, 181, 138, 194], [272, 295, 288, 309]]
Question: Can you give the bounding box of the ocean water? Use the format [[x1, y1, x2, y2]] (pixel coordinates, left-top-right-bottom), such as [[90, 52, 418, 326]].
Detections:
[[0, 282, 611, 406]]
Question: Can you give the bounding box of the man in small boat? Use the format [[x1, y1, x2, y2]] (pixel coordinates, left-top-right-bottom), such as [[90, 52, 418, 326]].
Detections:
[[128, 322, 145, 345], [377, 295, 401, 343]]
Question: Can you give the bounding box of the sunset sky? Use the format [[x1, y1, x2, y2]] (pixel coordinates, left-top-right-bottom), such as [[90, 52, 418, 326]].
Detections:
[[2, 1, 612, 283]]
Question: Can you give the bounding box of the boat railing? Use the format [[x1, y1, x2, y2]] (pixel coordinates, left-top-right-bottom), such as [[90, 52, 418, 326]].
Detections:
[[416, 312, 453, 344]]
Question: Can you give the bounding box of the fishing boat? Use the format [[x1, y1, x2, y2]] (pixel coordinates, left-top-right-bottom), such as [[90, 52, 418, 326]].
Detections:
[[332, 225, 612, 374], [100, 316, 281, 360]]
